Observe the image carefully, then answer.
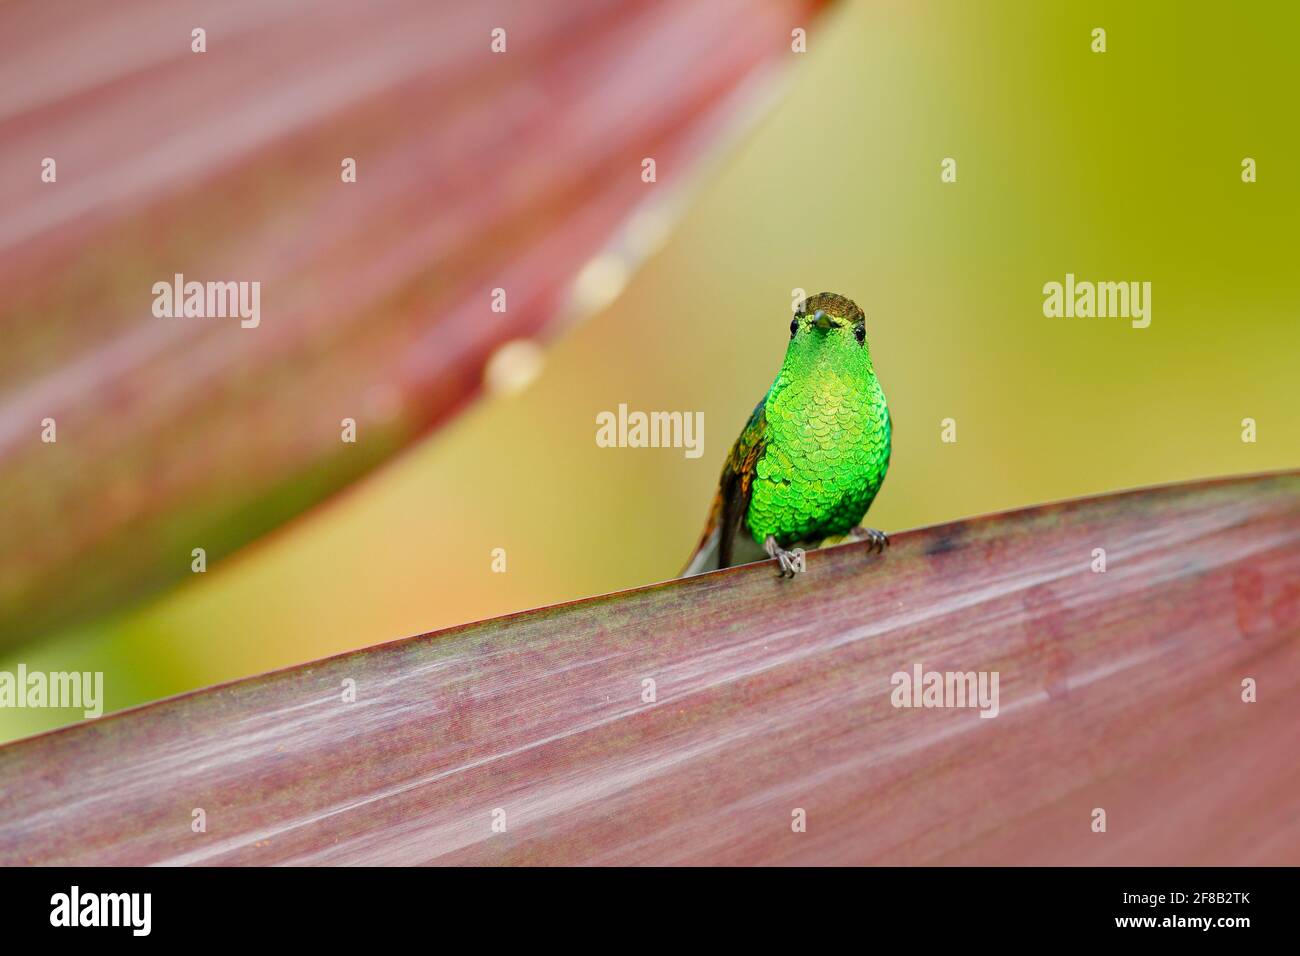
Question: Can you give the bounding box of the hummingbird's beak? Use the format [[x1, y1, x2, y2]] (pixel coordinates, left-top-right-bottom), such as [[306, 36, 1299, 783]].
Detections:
[[813, 310, 833, 330]]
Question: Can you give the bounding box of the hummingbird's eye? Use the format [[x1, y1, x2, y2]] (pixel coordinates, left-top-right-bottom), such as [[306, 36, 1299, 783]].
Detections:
[[854, 322, 866, 344], [790, 316, 800, 337]]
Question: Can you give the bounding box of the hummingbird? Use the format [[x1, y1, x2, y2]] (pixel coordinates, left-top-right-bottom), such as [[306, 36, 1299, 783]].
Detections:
[[682, 292, 891, 577]]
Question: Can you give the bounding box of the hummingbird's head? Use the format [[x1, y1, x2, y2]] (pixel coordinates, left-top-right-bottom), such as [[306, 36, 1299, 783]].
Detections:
[[787, 292, 872, 366]]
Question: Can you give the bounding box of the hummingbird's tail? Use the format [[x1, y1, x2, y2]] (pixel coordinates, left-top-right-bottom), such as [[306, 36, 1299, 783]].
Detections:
[[679, 489, 767, 576], [679, 489, 724, 577], [680, 527, 722, 577]]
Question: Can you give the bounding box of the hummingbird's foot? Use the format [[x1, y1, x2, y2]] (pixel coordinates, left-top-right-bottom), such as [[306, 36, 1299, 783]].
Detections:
[[764, 535, 806, 577], [851, 526, 890, 554]]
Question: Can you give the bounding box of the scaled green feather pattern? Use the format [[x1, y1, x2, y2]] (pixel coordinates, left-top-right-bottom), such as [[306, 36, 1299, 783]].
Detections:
[[749, 347, 891, 545], [684, 292, 891, 572]]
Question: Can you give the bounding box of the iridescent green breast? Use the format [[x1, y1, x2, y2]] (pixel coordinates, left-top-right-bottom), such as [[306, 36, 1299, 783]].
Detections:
[[746, 366, 890, 546]]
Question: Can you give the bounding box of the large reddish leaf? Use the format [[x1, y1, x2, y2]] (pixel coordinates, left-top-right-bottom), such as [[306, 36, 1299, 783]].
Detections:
[[0, 0, 827, 647], [1, 472, 1296, 865]]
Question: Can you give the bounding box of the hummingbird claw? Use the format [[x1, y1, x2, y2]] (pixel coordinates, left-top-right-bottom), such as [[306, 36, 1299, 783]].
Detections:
[[852, 526, 890, 554], [764, 536, 806, 577]]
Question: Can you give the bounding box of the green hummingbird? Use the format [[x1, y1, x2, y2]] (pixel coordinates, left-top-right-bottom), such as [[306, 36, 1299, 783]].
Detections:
[[683, 292, 891, 577]]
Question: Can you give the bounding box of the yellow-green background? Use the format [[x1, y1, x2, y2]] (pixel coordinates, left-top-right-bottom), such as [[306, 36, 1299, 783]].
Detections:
[[4, 0, 1297, 742]]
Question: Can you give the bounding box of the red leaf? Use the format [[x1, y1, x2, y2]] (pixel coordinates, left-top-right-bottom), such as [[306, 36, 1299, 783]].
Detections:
[[2, 472, 1296, 865], [0, 0, 829, 646]]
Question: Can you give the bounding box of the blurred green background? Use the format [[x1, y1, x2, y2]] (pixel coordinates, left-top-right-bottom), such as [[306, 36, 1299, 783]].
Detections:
[[3, 0, 1297, 742]]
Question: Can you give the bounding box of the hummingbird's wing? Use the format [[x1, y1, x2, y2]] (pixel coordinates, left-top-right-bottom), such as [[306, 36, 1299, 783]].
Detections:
[[680, 399, 768, 575]]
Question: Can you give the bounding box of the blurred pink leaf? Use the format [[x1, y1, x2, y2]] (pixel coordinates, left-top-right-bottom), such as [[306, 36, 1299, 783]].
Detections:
[[2, 473, 1296, 865], [0, 0, 829, 646]]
